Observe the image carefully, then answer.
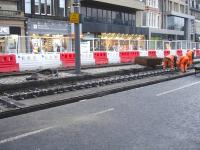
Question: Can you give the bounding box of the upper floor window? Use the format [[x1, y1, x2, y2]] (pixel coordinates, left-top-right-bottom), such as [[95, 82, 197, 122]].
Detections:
[[34, 0, 54, 16], [35, 0, 40, 14], [59, 0, 65, 17], [25, 0, 31, 14]]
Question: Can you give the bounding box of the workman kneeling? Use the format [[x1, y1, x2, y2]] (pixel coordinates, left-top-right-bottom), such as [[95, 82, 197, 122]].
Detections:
[[186, 50, 194, 66], [162, 55, 177, 70], [177, 55, 189, 73]]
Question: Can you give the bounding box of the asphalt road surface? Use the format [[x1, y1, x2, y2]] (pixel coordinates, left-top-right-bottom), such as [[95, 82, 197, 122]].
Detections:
[[0, 75, 200, 150]]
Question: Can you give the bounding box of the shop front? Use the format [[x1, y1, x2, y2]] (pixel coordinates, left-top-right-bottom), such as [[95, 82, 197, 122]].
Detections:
[[0, 24, 24, 53], [82, 33, 145, 52], [27, 18, 71, 53]]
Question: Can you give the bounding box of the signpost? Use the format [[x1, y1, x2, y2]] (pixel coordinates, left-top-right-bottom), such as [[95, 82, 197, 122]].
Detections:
[[72, 0, 81, 74]]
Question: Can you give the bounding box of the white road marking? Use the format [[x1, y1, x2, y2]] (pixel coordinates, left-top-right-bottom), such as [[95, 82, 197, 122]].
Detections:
[[0, 127, 53, 144], [156, 81, 200, 96], [0, 108, 114, 145], [93, 108, 114, 116]]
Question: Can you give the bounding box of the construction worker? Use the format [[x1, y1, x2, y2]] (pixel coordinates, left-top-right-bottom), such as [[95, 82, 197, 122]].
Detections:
[[177, 55, 189, 73], [162, 55, 177, 70], [186, 50, 194, 66]]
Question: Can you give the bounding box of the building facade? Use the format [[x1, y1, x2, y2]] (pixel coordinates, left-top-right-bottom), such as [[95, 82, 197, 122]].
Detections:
[[189, 0, 200, 41], [80, 0, 145, 37], [23, 0, 72, 53], [137, 0, 195, 41], [0, 0, 26, 53]]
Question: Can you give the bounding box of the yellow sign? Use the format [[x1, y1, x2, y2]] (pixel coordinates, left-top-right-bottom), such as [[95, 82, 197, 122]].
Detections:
[[70, 13, 80, 23]]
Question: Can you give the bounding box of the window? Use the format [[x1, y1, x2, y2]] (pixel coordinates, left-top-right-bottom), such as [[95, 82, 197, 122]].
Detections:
[[40, 0, 45, 15], [87, 7, 92, 17], [97, 9, 103, 22], [47, 0, 51, 15], [59, 0, 65, 17], [25, 0, 31, 14], [35, 0, 40, 14], [142, 12, 147, 26], [103, 10, 107, 22], [125, 13, 129, 25], [107, 10, 111, 23], [92, 8, 97, 19]]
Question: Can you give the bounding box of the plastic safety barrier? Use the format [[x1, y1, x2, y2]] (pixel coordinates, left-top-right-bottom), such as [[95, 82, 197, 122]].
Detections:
[[119, 51, 140, 63], [93, 51, 108, 65], [42, 53, 61, 69], [164, 49, 170, 57], [148, 50, 157, 57], [81, 52, 95, 65], [60, 52, 75, 68], [177, 49, 183, 56], [107, 52, 120, 64], [195, 49, 200, 58], [16, 54, 44, 71], [156, 50, 164, 58], [0, 54, 19, 72]]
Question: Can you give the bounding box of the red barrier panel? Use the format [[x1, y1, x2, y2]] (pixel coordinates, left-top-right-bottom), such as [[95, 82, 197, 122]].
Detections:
[[196, 49, 200, 58], [148, 50, 157, 57], [164, 49, 170, 57], [93, 51, 108, 65], [60, 52, 75, 68], [0, 54, 19, 73], [177, 49, 183, 56], [119, 51, 140, 63]]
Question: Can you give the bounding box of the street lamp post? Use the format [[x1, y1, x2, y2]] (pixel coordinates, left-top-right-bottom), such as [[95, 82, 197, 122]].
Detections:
[[73, 0, 81, 74]]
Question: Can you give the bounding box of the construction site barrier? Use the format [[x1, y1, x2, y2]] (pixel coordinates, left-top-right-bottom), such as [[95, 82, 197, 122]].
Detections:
[[164, 50, 170, 57], [195, 49, 200, 58], [93, 51, 108, 65], [148, 50, 157, 57], [16, 54, 44, 71], [177, 49, 183, 56], [81, 52, 95, 65], [0, 54, 19, 72], [42, 53, 61, 69], [107, 52, 120, 64], [60, 52, 75, 68], [119, 51, 139, 63]]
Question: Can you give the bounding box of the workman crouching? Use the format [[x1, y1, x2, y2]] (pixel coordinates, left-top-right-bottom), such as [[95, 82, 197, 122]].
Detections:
[[177, 55, 189, 73], [162, 55, 177, 71], [186, 50, 194, 66]]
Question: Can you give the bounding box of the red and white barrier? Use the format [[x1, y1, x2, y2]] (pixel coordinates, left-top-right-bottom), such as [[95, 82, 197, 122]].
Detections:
[[0, 49, 196, 73], [0, 54, 19, 73]]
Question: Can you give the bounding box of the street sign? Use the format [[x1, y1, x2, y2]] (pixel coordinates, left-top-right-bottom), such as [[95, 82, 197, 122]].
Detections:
[[70, 13, 80, 24]]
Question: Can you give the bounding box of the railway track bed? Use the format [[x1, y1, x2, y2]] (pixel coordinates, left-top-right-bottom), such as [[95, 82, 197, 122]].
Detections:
[[0, 67, 196, 119]]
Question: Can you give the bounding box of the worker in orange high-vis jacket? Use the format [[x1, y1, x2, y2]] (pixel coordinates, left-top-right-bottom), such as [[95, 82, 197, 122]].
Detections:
[[186, 50, 194, 66], [177, 55, 189, 73], [162, 55, 177, 70]]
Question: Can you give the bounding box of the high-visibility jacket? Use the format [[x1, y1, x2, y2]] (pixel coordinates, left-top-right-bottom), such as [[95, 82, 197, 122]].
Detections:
[[177, 56, 189, 73], [162, 55, 176, 70], [186, 50, 194, 66]]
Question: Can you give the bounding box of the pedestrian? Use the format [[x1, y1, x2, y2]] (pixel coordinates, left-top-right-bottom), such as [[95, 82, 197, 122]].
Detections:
[[186, 50, 194, 66], [177, 55, 189, 73], [162, 54, 177, 71]]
